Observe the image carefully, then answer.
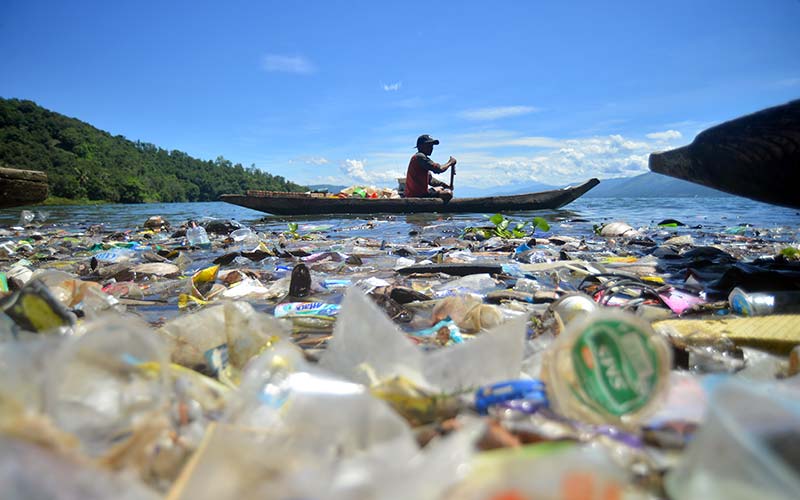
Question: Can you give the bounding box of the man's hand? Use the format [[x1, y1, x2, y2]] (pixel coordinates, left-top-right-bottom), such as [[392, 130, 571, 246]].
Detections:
[[449, 156, 457, 166]]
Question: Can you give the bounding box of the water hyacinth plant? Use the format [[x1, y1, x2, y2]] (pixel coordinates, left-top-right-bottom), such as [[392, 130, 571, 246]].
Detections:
[[463, 214, 550, 240]]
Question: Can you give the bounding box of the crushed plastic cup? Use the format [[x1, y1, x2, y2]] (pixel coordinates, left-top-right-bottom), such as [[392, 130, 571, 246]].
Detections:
[[230, 228, 259, 250], [541, 309, 672, 427], [229, 228, 253, 242], [666, 380, 800, 500]]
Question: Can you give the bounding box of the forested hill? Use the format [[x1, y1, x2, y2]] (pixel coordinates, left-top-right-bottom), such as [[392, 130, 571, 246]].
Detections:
[[0, 98, 306, 203]]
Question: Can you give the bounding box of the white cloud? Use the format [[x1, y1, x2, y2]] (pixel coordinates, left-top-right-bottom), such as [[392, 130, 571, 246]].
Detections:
[[307, 157, 329, 165], [646, 130, 682, 141], [455, 131, 562, 149], [262, 54, 315, 74], [382, 81, 402, 91], [342, 159, 367, 179], [465, 136, 563, 149], [458, 105, 539, 121], [444, 132, 669, 187], [339, 158, 403, 185], [289, 156, 330, 165]]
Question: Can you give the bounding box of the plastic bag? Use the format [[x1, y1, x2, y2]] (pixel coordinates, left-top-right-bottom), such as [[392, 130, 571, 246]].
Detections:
[[321, 288, 527, 395], [43, 315, 169, 456], [0, 436, 159, 500], [157, 301, 288, 383]]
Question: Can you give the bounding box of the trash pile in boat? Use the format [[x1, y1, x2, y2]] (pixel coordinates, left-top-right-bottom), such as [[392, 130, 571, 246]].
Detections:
[[1, 209, 799, 499], [309, 185, 401, 199]]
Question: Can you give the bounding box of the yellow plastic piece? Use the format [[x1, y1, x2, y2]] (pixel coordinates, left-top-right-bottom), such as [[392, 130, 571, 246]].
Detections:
[[655, 315, 800, 354]]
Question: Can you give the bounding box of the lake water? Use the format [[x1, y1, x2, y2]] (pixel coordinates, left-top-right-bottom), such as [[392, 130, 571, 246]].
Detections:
[[1, 196, 798, 244]]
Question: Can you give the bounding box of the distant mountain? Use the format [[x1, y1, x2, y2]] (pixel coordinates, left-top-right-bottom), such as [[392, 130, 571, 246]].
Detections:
[[457, 180, 556, 198], [307, 184, 347, 193], [584, 172, 732, 198], [453, 172, 732, 198]]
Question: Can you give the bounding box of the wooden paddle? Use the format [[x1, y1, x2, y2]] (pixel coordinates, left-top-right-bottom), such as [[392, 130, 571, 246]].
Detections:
[[449, 163, 456, 191]]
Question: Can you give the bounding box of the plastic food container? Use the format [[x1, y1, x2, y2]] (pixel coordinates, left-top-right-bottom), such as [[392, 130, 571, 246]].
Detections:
[[541, 309, 672, 427], [666, 380, 800, 500]]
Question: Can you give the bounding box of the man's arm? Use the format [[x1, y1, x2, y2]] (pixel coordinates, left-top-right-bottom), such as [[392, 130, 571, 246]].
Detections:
[[432, 156, 457, 174], [429, 175, 450, 188], [419, 153, 457, 174]]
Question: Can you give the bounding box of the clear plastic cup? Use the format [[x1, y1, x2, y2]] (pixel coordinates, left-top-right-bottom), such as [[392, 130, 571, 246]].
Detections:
[[541, 309, 672, 427]]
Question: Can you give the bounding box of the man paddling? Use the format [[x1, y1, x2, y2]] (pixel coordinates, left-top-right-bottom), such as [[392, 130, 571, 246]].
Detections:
[[404, 134, 456, 201]]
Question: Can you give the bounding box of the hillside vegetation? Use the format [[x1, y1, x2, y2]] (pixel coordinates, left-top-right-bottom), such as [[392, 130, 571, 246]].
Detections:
[[0, 98, 305, 203]]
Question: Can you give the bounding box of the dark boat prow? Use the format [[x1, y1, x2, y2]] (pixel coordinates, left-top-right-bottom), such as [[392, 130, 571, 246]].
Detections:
[[649, 99, 800, 209], [220, 178, 600, 215], [0, 167, 48, 208]]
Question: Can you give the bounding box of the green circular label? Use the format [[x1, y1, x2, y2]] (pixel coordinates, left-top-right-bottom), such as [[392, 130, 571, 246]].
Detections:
[[570, 319, 660, 417]]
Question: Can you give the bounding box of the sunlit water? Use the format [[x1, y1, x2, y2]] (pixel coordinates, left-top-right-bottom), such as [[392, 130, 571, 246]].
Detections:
[[1, 196, 798, 244]]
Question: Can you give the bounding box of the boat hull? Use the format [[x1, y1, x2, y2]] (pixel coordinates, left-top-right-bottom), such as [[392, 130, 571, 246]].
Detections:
[[220, 178, 600, 215], [0, 167, 48, 208], [649, 99, 800, 209]]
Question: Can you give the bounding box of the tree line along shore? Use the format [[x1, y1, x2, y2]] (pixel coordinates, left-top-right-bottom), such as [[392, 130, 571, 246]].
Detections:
[[0, 98, 306, 204]]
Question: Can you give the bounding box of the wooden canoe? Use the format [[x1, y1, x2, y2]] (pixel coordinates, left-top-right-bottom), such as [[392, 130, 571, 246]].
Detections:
[[220, 178, 600, 215], [0, 167, 48, 208], [649, 99, 800, 209]]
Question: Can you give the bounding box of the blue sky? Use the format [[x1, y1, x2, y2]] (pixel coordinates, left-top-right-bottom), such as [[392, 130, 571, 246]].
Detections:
[[2, 0, 799, 191]]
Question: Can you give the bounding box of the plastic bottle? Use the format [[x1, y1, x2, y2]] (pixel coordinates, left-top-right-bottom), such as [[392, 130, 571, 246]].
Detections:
[[541, 309, 672, 427], [186, 224, 211, 249], [728, 287, 800, 316]]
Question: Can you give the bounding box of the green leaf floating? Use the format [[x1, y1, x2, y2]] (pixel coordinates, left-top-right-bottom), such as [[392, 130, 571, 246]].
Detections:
[[532, 216, 550, 232]]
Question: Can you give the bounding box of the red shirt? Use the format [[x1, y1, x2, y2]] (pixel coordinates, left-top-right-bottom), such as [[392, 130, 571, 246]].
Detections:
[[405, 152, 446, 197]]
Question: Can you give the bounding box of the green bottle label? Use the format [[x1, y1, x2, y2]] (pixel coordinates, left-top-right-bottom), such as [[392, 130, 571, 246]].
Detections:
[[570, 319, 660, 417]]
